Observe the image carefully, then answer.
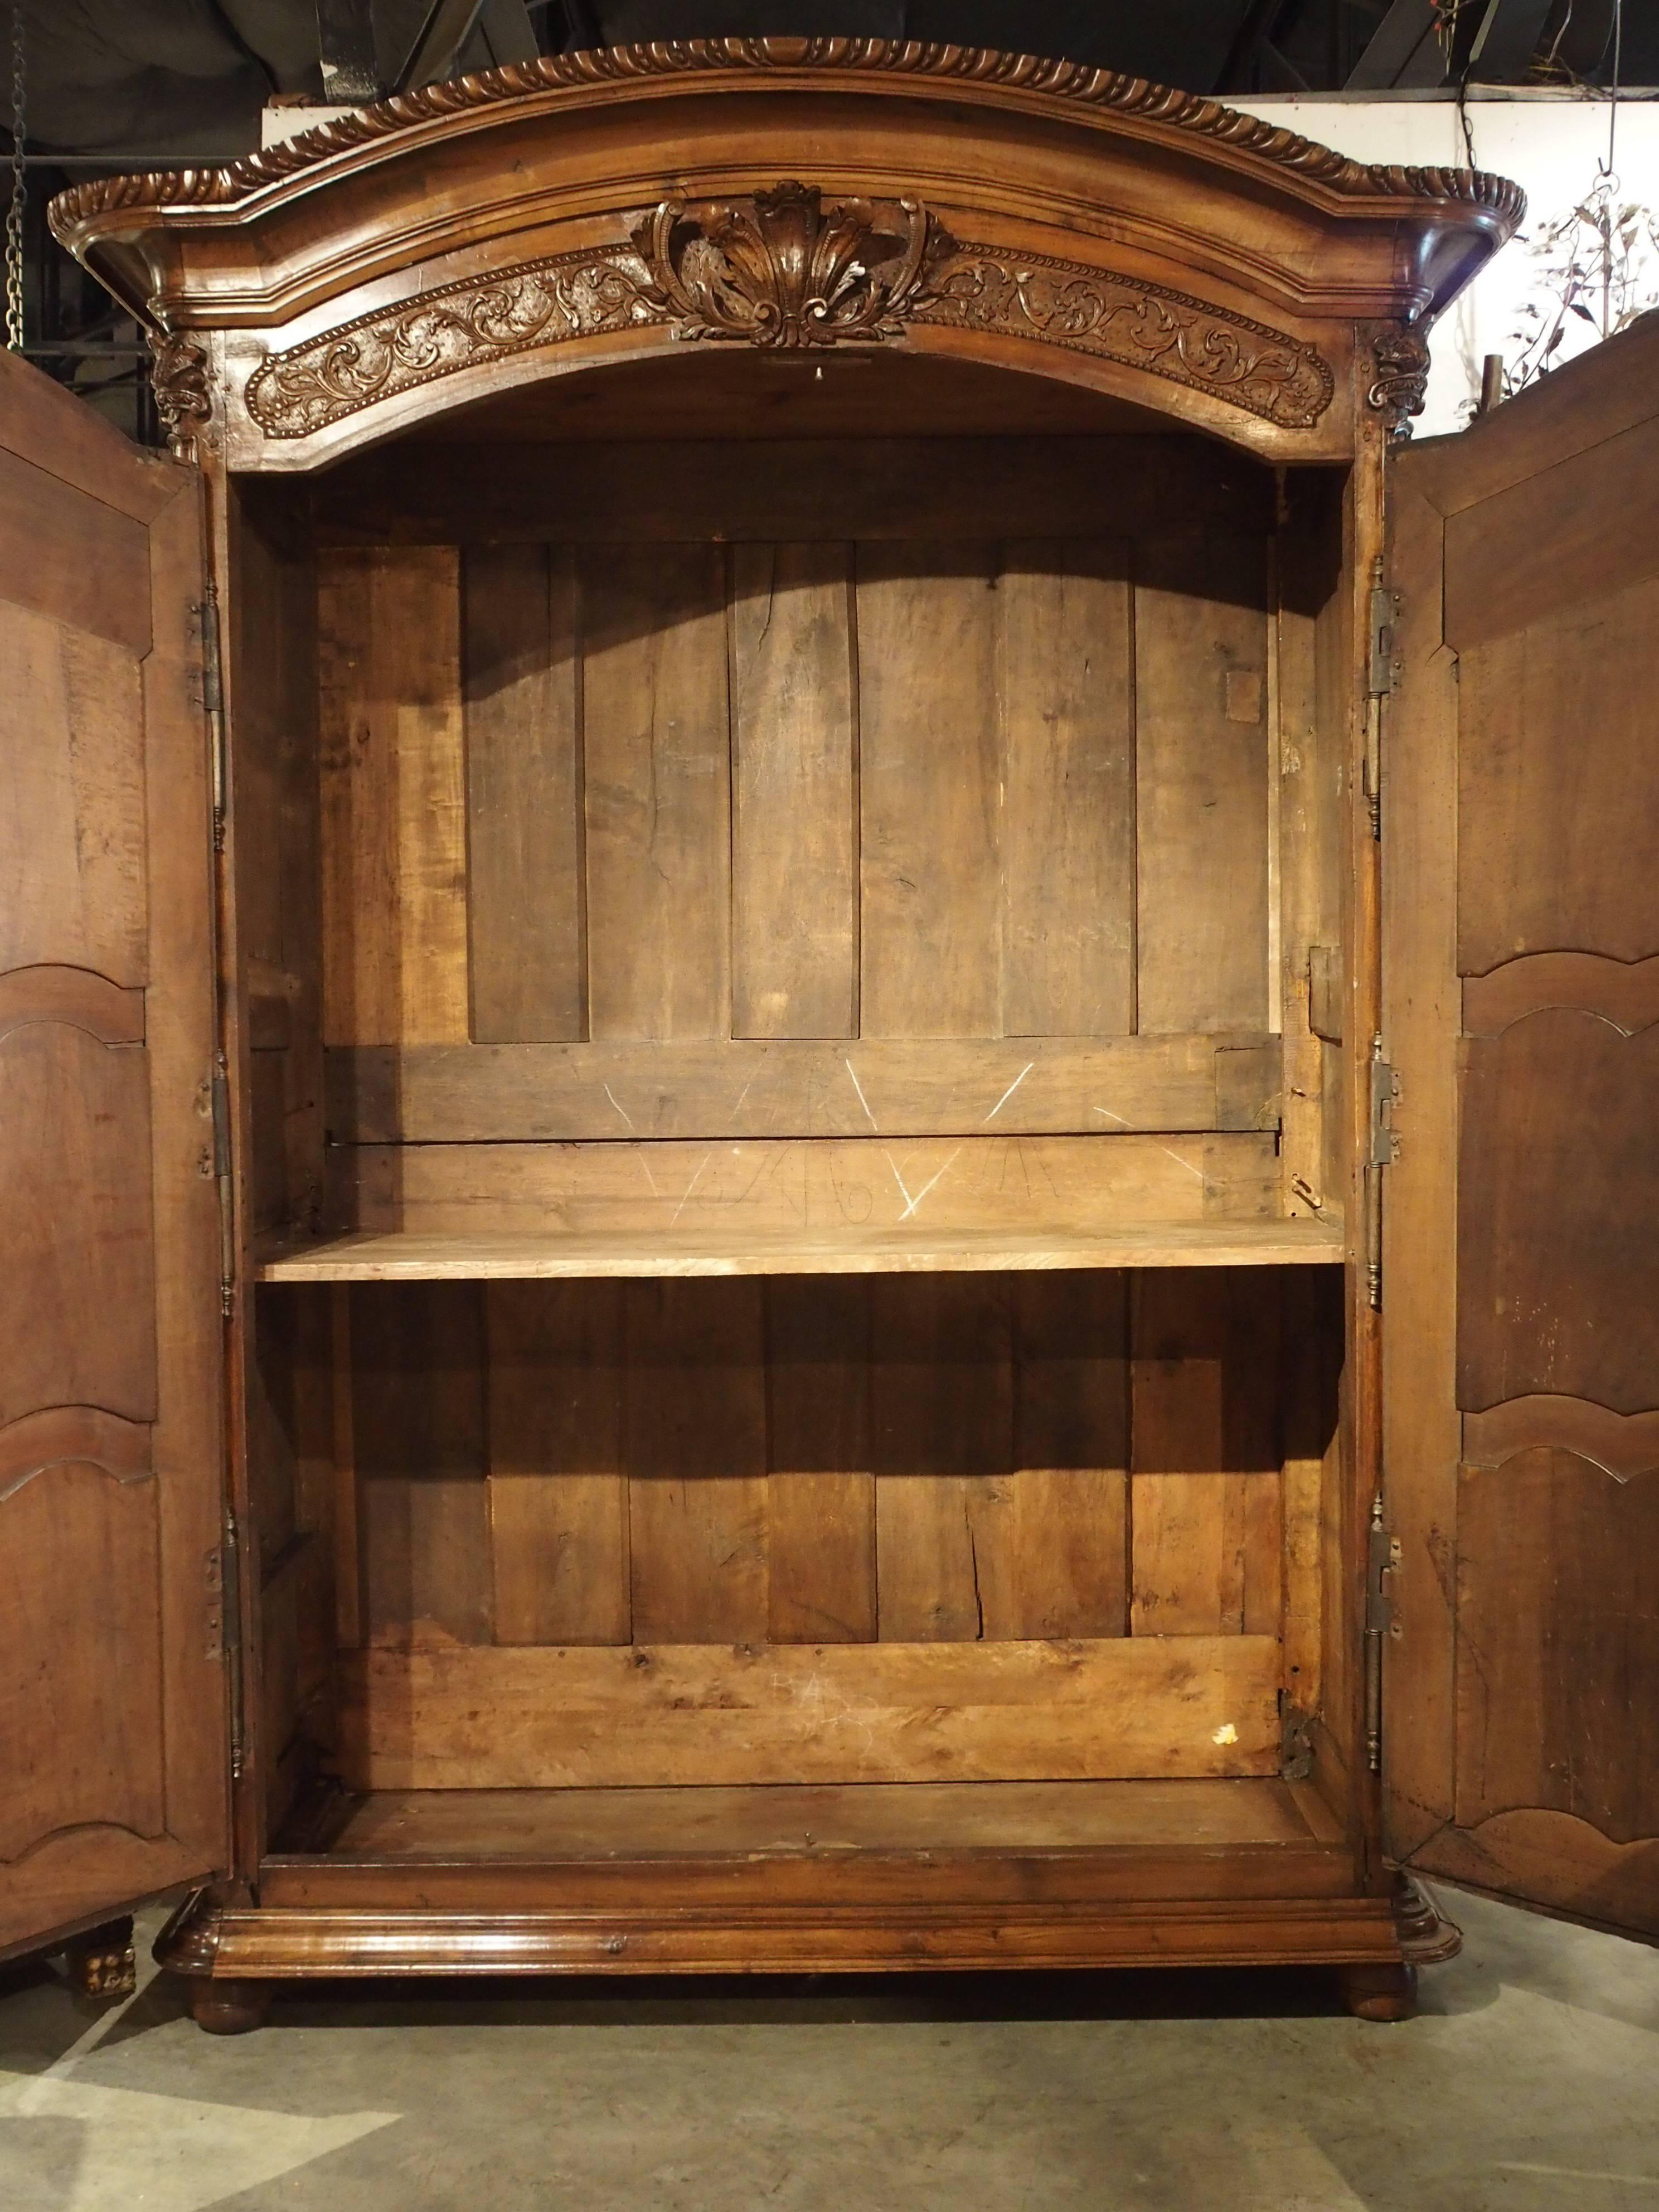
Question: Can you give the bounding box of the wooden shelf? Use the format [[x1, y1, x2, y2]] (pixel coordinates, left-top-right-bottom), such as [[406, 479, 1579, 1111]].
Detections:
[[255, 1217, 1345, 1282], [274, 1778, 1347, 1863]]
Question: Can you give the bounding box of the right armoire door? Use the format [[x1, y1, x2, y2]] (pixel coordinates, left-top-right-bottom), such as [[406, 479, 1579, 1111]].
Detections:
[[1383, 314, 1659, 1939]]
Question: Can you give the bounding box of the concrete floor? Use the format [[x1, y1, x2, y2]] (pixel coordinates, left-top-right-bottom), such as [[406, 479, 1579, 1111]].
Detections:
[[1, 1889, 1656, 2211]]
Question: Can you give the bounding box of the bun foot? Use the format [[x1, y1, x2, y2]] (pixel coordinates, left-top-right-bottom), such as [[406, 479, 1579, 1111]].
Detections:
[[187, 1977, 271, 2035], [64, 1917, 136, 2001], [1341, 1960, 1417, 2021]]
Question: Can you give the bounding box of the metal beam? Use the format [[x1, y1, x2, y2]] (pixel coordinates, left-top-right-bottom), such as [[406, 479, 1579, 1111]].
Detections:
[[315, 0, 384, 103]]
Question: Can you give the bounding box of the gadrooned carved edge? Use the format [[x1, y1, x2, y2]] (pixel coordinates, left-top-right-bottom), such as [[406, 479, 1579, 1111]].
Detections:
[[240, 191, 1336, 439], [47, 39, 1526, 234]]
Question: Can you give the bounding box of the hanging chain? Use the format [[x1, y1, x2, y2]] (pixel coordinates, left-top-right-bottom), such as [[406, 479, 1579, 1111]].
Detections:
[[5, 1, 25, 353]]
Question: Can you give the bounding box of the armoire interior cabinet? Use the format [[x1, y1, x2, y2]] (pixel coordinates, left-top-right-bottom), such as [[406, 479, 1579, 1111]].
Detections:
[[6, 40, 1658, 2031]]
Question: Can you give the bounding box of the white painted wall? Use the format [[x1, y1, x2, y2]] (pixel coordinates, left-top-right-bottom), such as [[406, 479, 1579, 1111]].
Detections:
[[1233, 90, 1659, 436]]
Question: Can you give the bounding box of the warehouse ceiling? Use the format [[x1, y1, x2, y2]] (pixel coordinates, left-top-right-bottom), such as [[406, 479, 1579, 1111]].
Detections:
[[18, 0, 1654, 162]]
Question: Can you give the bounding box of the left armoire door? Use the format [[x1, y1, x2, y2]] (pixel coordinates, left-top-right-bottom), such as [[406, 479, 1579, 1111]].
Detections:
[[0, 354, 229, 1961]]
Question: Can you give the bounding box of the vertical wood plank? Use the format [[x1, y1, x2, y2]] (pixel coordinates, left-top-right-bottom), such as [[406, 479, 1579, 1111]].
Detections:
[[330, 1284, 361, 1647], [626, 1279, 767, 1642], [581, 545, 729, 1041], [1135, 537, 1270, 1031], [871, 1276, 1013, 1640], [858, 544, 1002, 1038], [319, 546, 468, 1047], [1000, 544, 1136, 1036], [464, 544, 585, 1044], [730, 543, 858, 1040], [1129, 1270, 1283, 1636], [487, 1282, 628, 1645], [964, 1270, 1131, 1639], [352, 1283, 491, 1646], [1282, 1268, 1337, 1716], [767, 1277, 875, 1643]]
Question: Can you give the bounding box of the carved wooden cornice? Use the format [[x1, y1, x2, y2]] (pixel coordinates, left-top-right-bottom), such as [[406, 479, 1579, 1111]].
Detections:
[[47, 38, 1524, 233], [241, 183, 1335, 440]]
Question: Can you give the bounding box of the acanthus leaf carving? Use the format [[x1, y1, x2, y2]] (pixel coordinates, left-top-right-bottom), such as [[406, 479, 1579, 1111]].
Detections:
[[241, 182, 1335, 439], [1366, 323, 1432, 440], [147, 330, 212, 456], [910, 253, 1333, 429], [633, 181, 954, 347]]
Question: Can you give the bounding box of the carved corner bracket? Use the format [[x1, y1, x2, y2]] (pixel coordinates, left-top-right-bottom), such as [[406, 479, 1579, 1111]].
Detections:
[[241, 180, 1336, 441], [148, 331, 213, 459], [1366, 323, 1432, 440]]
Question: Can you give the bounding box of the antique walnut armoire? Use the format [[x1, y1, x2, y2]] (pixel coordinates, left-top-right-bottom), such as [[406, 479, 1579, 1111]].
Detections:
[[6, 40, 1657, 2032]]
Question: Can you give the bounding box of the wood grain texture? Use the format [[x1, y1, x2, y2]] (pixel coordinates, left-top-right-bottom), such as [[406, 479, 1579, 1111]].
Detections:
[[0, 444, 149, 653], [1129, 1270, 1283, 1636], [0, 604, 145, 986], [334, 1133, 1280, 1238], [327, 1032, 1276, 1142], [1444, 409, 1659, 649], [766, 1276, 875, 1643], [320, 437, 1277, 546], [1458, 1011, 1659, 1414], [312, 1776, 1331, 1859], [319, 545, 468, 1046], [625, 1279, 768, 1644], [1377, 462, 1461, 1862], [0, 1459, 164, 1860], [0, 967, 143, 1044], [871, 1275, 1014, 1641], [486, 1281, 628, 1645], [351, 1283, 491, 1647], [1463, 952, 1659, 1036], [1457, 575, 1659, 973], [1464, 1398, 1659, 1479], [260, 1220, 1343, 1283], [581, 543, 729, 1041], [1135, 537, 1270, 1031], [0, 1023, 156, 1428], [463, 544, 585, 1043], [1456, 1453, 1659, 1846], [730, 542, 858, 1040], [999, 541, 1135, 1036], [338, 1634, 1283, 1789], [1411, 1808, 1659, 1940], [858, 542, 1001, 1037]]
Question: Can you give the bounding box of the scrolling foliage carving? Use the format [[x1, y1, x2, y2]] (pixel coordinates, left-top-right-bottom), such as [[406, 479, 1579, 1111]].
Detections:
[[1367, 324, 1432, 439], [242, 181, 1334, 438]]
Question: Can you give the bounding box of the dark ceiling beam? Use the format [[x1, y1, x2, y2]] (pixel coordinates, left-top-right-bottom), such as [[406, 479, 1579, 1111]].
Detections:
[[1345, 0, 1445, 88], [316, 0, 385, 102], [1464, 0, 1557, 81]]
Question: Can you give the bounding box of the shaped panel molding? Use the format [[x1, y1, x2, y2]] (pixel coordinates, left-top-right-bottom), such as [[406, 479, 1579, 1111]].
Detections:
[[1459, 1006, 1659, 1415], [1456, 1451, 1659, 1848], [0, 1440, 165, 1865]]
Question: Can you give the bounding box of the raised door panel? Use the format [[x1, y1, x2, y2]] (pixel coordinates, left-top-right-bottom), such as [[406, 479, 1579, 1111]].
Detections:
[[1384, 319, 1659, 1939], [0, 355, 226, 1962]]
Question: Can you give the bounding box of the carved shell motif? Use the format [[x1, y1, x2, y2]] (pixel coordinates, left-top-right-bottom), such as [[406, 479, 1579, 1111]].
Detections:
[[634, 181, 954, 346]]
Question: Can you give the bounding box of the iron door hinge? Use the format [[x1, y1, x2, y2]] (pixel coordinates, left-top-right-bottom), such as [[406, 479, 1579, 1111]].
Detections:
[[206, 1507, 246, 1781], [1364, 1040, 1399, 1310], [1364, 564, 1400, 840], [1364, 1496, 1401, 1776], [190, 586, 226, 851], [211, 1051, 235, 1320]]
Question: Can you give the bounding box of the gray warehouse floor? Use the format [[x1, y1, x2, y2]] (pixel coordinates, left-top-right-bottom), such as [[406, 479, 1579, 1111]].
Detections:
[[2, 1888, 1656, 2211]]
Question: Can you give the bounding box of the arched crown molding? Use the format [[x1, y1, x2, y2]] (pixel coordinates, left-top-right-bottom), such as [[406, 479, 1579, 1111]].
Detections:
[[48, 38, 1524, 231]]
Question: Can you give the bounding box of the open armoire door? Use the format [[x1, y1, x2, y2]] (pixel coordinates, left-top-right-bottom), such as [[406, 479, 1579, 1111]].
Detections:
[[0, 354, 230, 1975], [1384, 316, 1659, 1940]]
